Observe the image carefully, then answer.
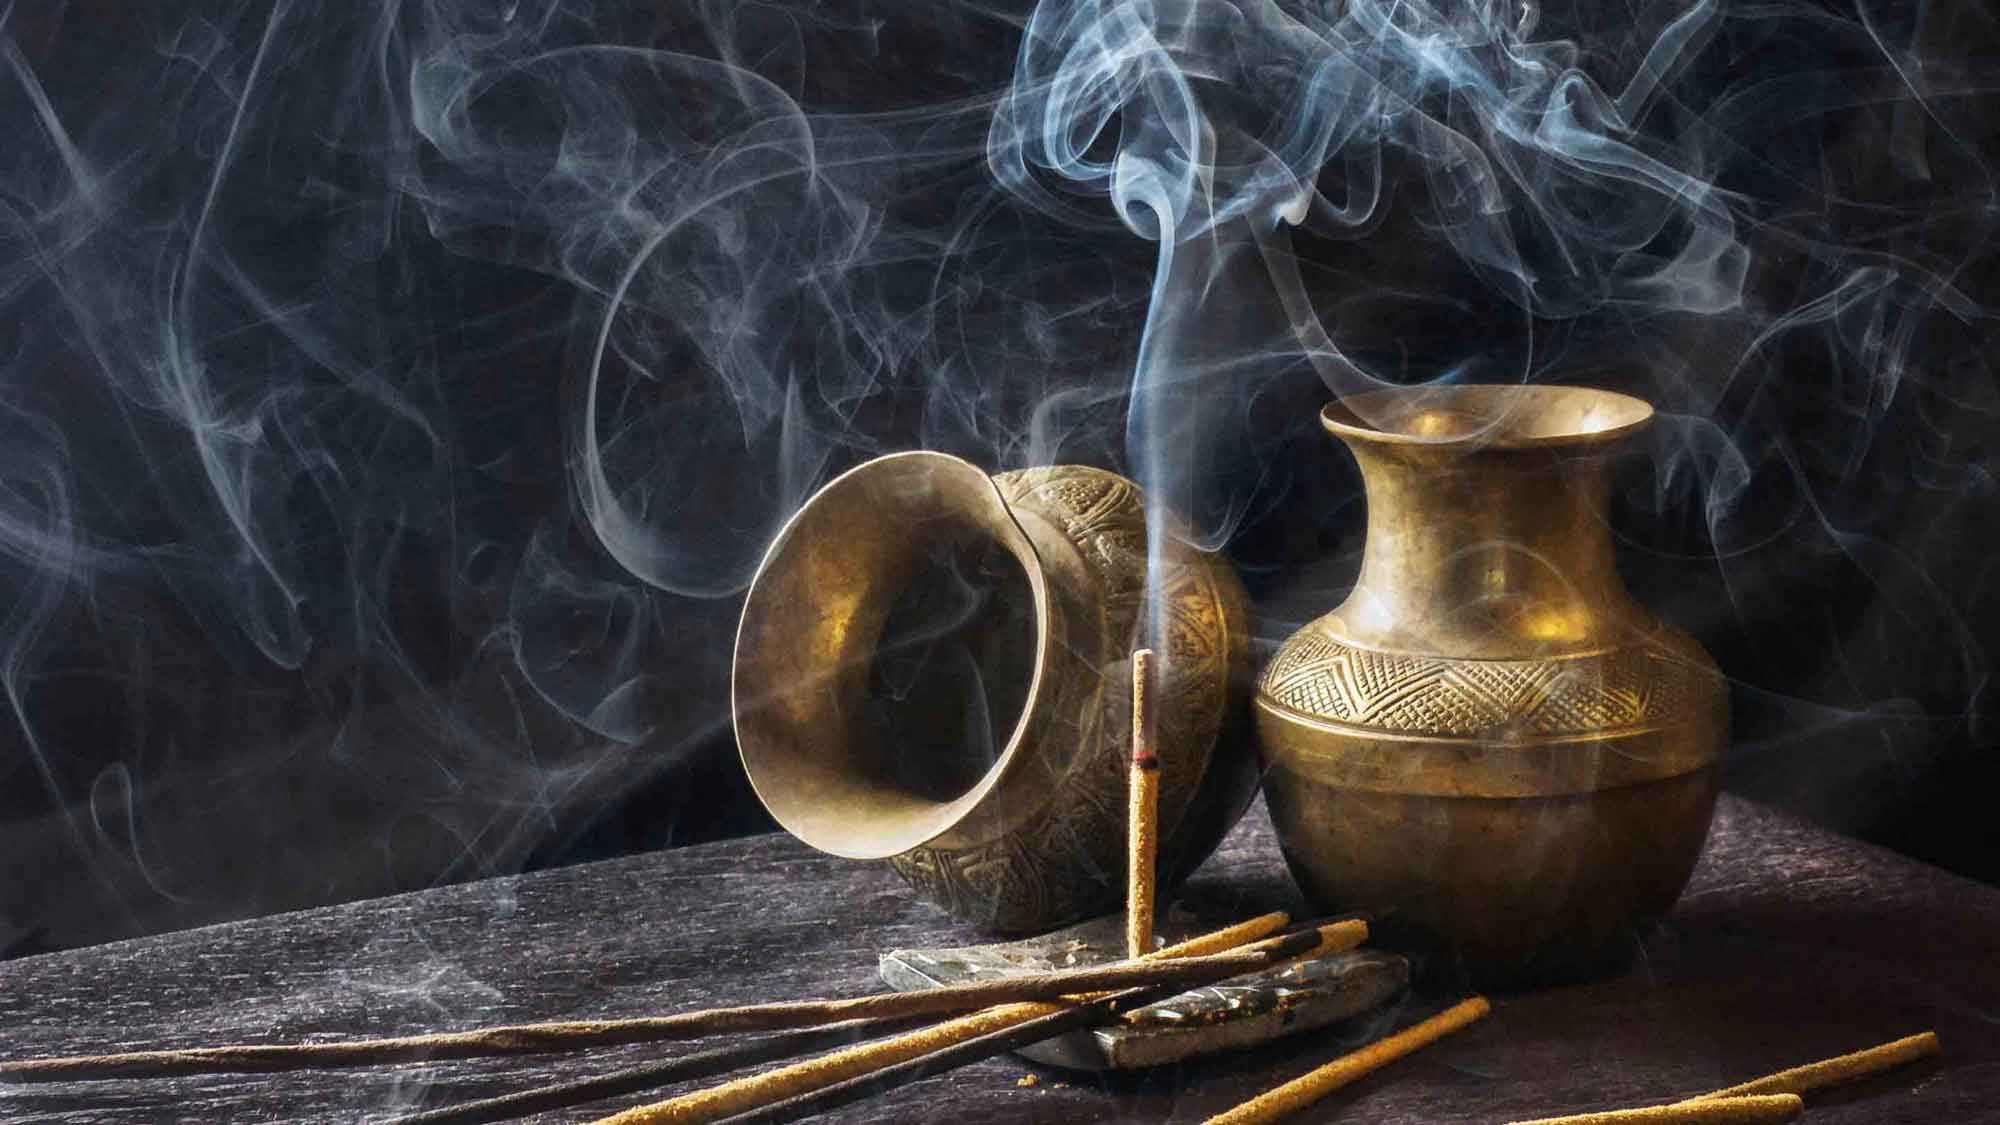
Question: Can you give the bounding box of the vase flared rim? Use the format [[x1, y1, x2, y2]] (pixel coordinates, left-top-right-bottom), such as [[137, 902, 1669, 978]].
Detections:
[[1321, 384, 1655, 451]]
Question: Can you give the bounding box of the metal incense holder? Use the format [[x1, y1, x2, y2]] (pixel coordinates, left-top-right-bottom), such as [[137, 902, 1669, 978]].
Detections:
[[1256, 385, 1728, 983], [734, 452, 1259, 933]]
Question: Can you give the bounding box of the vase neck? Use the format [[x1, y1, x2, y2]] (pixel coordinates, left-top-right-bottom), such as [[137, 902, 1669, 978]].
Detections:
[[1336, 443, 1647, 659]]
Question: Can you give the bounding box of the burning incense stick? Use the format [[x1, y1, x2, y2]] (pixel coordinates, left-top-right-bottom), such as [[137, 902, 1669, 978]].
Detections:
[[1504, 1095, 1804, 1125], [1681, 1031, 1940, 1102], [1199, 995, 1491, 1125], [1128, 647, 1160, 959], [581, 914, 1305, 1125], [0, 937, 1296, 1083]]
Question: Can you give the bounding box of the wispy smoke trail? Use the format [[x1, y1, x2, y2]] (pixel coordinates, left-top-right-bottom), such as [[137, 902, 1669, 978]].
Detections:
[[0, 0, 1993, 957], [990, 0, 1995, 775]]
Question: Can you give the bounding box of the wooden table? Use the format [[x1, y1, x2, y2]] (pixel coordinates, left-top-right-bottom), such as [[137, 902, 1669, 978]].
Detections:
[[2, 795, 1995, 1123]]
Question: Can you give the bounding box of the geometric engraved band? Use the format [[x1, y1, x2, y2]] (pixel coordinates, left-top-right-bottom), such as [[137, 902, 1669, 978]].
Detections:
[[1257, 625, 1720, 741]]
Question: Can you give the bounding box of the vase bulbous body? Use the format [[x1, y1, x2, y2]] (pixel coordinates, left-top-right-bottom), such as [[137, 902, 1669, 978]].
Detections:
[[1255, 386, 1727, 983], [735, 452, 1257, 933]]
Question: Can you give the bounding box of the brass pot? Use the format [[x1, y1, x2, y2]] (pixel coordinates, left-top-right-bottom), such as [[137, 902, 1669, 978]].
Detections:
[[735, 451, 1256, 933], [1256, 385, 1727, 982]]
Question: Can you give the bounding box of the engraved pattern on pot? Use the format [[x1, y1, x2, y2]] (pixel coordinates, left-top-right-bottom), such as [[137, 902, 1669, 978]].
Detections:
[[1259, 629, 1716, 738]]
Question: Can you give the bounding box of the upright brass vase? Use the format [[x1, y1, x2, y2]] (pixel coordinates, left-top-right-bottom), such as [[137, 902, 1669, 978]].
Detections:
[[1256, 386, 1727, 982], [735, 452, 1256, 933]]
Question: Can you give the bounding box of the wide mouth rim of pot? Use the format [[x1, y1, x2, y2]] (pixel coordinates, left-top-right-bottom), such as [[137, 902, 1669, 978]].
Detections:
[[732, 450, 1051, 861], [1322, 384, 1655, 450]]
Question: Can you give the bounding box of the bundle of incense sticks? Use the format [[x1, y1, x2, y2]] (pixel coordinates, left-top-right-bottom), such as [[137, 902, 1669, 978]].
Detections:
[[0, 918, 1310, 1083], [392, 916, 1339, 1125], [580, 919, 1360, 1125], [0, 911, 1351, 1123]]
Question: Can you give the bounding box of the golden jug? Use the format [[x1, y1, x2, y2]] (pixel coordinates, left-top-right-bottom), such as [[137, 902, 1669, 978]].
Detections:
[[735, 451, 1256, 932], [1256, 385, 1727, 981]]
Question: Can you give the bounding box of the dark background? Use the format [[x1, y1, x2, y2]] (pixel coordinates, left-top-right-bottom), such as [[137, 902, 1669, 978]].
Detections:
[[0, 0, 1994, 958]]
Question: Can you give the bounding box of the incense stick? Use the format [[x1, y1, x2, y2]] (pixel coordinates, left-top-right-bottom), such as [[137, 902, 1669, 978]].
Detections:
[[1680, 1031, 1940, 1102], [581, 915, 1312, 1125], [1128, 647, 1160, 959], [1503, 1095, 1804, 1124], [1149, 911, 1291, 958], [1240, 918, 1369, 962], [1199, 995, 1492, 1125], [0, 939, 1295, 1083]]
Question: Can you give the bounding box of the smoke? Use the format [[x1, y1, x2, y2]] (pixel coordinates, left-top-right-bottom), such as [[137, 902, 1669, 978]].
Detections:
[[0, 0, 1994, 954], [987, 0, 1997, 836]]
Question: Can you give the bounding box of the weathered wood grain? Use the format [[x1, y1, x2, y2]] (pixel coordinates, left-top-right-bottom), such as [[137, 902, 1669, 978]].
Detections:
[[1, 795, 1994, 1123]]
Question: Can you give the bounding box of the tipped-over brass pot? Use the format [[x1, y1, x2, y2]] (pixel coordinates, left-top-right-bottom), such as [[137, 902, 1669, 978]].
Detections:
[[735, 452, 1257, 933], [1256, 385, 1727, 983]]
